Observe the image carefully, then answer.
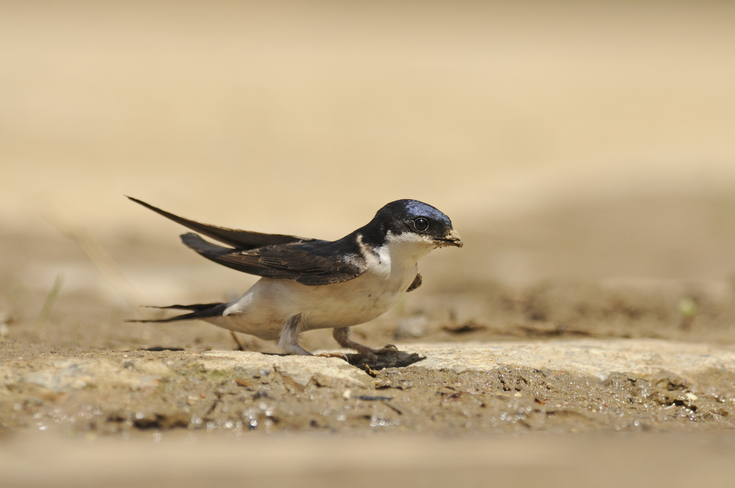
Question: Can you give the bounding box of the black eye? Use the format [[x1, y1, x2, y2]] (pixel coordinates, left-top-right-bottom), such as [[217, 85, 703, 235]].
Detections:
[[414, 217, 429, 232]]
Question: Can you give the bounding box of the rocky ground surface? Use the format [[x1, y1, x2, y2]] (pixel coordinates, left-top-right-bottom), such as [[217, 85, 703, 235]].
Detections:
[[3, 339, 735, 438], [4, 338, 735, 488]]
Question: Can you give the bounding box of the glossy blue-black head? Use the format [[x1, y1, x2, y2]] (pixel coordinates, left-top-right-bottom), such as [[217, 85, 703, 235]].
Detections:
[[366, 199, 463, 248]]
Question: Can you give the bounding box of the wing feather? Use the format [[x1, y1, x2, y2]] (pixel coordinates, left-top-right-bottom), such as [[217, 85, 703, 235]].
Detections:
[[180, 233, 365, 285], [128, 196, 313, 249]]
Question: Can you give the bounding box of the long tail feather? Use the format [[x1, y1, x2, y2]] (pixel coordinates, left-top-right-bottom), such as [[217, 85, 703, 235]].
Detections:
[[127, 302, 228, 323], [148, 303, 225, 312]]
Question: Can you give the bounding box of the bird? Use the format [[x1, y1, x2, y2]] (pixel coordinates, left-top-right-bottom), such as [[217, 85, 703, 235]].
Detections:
[[128, 196, 462, 357]]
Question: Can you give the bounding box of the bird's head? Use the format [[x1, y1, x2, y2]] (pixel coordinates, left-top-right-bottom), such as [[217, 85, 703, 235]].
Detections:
[[369, 199, 463, 251]]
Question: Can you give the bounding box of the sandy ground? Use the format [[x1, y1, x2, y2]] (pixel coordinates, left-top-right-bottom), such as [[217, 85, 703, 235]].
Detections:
[[2, 1, 735, 486]]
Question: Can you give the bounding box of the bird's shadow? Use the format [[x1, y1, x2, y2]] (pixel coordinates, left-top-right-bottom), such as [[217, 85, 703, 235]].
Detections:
[[139, 347, 425, 372], [345, 350, 425, 371], [259, 350, 425, 370]]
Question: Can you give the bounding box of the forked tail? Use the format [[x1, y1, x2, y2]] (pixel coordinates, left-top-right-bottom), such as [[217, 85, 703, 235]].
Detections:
[[127, 302, 227, 323]]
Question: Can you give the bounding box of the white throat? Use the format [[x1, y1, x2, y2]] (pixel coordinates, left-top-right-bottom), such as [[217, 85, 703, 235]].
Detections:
[[371, 230, 436, 270]]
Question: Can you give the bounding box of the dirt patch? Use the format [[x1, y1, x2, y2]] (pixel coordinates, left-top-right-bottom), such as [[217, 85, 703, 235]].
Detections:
[[3, 345, 735, 437]]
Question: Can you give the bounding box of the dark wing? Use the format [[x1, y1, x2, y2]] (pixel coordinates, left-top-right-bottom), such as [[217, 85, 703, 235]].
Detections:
[[181, 233, 366, 285], [127, 196, 314, 250]]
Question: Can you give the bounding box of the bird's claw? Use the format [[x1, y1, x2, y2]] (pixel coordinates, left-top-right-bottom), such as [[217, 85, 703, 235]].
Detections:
[[316, 352, 349, 362], [354, 344, 399, 362], [372, 344, 399, 355]]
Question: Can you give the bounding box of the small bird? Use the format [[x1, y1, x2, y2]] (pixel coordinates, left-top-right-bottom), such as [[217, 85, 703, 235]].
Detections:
[[128, 197, 462, 356]]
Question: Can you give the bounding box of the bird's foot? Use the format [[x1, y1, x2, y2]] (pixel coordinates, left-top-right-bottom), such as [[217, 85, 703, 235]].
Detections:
[[369, 344, 399, 355], [316, 352, 350, 363], [351, 344, 399, 362], [332, 327, 399, 362]]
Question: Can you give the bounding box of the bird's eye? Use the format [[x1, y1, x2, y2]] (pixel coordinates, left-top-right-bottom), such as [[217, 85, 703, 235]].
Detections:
[[414, 217, 429, 232]]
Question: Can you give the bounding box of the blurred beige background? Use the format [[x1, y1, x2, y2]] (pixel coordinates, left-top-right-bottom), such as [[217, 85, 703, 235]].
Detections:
[[3, 4, 735, 480], [2, 0, 735, 286]]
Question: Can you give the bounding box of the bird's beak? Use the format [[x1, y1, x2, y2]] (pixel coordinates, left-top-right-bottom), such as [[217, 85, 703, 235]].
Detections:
[[436, 228, 463, 248]]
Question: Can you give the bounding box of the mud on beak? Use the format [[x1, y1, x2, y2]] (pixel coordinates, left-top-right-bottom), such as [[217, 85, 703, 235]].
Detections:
[[435, 228, 463, 248]]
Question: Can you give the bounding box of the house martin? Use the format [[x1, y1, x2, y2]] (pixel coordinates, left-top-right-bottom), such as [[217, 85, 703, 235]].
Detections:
[[128, 197, 462, 357]]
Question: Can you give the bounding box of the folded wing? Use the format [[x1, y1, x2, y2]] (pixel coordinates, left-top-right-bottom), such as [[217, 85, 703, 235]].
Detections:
[[181, 233, 366, 285]]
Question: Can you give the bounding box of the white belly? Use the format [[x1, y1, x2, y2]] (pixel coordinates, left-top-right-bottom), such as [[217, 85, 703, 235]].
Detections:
[[204, 264, 418, 341]]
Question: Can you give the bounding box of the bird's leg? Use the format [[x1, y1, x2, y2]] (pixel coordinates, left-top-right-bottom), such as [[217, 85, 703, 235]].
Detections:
[[230, 331, 245, 351], [332, 327, 398, 359], [279, 313, 312, 355]]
